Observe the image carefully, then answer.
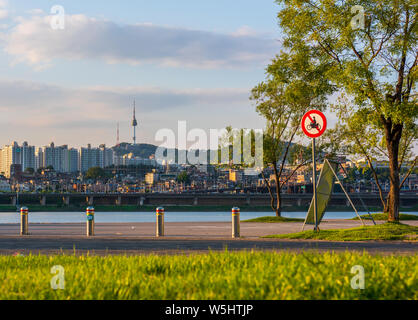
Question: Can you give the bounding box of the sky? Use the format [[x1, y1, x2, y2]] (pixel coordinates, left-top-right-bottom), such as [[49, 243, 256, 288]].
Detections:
[[0, 0, 290, 149]]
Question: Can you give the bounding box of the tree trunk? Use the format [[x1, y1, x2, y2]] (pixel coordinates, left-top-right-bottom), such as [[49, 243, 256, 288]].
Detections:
[[273, 164, 282, 217], [386, 129, 402, 222], [384, 194, 390, 214], [276, 187, 282, 217], [262, 171, 278, 216], [387, 183, 400, 222]]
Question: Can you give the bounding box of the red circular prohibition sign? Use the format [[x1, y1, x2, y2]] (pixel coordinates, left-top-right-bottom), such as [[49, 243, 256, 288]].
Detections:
[[301, 110, 327, 138]]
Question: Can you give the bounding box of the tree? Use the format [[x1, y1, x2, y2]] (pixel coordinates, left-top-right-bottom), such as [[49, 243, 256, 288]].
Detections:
[[177, 171, 191, 184], [277, 0, 417, 221], [329, 95, 417, 212], [251, 48, 332, 217], [85, 167, 107, 180]]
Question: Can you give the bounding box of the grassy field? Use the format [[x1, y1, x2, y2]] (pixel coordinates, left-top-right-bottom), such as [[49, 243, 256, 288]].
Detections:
[[243, 216, 305, 223], [264, 223, 418, 241], [0, 252, 416, 300], [352, 213, 418, 221]]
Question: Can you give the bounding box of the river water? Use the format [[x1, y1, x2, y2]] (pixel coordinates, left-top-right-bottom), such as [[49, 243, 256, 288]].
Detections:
[[0, 211, 416, 224]]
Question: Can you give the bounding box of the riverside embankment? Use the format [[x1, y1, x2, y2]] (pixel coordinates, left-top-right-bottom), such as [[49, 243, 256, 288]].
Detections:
[[0, 192, 416, 212]]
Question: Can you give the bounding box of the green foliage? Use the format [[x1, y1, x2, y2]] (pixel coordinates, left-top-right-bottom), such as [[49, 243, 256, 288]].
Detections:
[[265, 222, 418, 241], [250, 35, 333, 215], [0, 252, 416, 299], [176, 171, 191, 184], [276, 0, 417, 220], [85, 167, 107, 180], [352, 213, 418, 221], [250, 48, 332, 169]]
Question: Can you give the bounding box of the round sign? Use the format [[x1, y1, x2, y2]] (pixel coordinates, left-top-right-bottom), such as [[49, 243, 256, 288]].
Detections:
[[301, 110, 327, 138]]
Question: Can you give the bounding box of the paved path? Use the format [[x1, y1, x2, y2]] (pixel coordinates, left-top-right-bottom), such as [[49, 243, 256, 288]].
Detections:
[[0, 221, 416, 255]]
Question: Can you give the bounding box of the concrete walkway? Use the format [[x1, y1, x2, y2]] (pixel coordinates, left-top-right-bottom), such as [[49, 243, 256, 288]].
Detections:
[[0, 220, 416, 255]]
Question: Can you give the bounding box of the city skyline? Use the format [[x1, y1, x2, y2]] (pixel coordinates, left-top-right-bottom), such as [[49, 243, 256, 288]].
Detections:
[[0, 0, 278, 148]]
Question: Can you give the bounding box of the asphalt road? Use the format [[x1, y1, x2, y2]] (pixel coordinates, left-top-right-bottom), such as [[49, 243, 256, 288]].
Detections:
[[0, 220, 416, 255]]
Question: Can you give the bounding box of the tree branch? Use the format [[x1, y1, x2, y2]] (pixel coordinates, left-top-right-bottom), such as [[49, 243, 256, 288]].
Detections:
[[399, 156, 417, 189], [353, 134, 387, 209], [261, 170, 276, 212]]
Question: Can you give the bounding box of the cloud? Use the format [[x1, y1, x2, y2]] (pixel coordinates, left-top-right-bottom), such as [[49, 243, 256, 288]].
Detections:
[[0, 0, 8, 20], [3, 13, 279, 69], [26, 9, 45, 16], [0, 81, 250, 117], [0, 80, 262, 147]]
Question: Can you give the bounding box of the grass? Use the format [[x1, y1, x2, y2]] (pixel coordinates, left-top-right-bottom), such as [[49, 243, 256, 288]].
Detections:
[[243, 216, 305, 223], [351, 213, 418, 221], [264, 222, 418, 241], [0, 252, 416, 300]]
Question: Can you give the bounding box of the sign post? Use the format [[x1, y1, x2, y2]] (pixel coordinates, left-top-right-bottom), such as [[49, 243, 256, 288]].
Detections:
[[301, 110, 327, 232], [312, 138, 317, 231]]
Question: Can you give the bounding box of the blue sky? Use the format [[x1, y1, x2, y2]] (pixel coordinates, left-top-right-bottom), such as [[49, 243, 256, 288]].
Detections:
[[10, 0, 280, 32], [0, 0, 287, 149], [1, 2, 413, 157], [2, 0, 281, 89]]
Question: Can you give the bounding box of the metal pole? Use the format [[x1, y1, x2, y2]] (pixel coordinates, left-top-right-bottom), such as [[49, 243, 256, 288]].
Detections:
[[156, 207, 165, 237], [338, 161, 375, 225], [232, 207, 240, 238], [86, 207, 95, 237], [326, 160, 365, 226], [20, 207, 29, 236], [312, 138, 318, 232]]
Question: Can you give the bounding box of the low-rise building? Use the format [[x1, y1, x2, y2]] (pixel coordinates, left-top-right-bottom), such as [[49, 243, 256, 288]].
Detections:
[[145, 171, 159, 185]]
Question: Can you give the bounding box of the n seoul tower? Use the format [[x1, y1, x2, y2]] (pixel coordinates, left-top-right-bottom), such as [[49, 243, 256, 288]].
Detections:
[[132, 100, 138, 145]]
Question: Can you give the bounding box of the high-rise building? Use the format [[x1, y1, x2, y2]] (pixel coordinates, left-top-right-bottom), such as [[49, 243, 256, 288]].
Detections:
[[67, 148, 79, 173], [41, 142, 56, 170], [99, 144, 114, 168], [60, 146, 79, 173], [35, 148, 43, 170], [0, 142, 20, 178], [79, 144, 114, 172], [0, 142, 35, 178], [21, 142, 36, 172], [39, 143, 80, 173], [79, 144, 94, 173], [1, 141, 116, 175], [54, 144, 66, 172]]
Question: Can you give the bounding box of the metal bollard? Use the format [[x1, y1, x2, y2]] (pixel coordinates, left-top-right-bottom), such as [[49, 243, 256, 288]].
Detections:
[[86, 207, 95, 237], [232, 207, 240, 238], [20, 207, 29, 236], [156, 207, 165, 237]]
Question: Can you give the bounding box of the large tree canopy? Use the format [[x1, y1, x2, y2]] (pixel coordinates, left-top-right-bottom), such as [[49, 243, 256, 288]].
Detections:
[[250, 45, 332, 216], [277, 0, 417, 221]]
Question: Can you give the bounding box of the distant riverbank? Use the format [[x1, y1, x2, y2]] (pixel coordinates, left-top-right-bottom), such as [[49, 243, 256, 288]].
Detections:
[[0, 204, 417, 213]]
